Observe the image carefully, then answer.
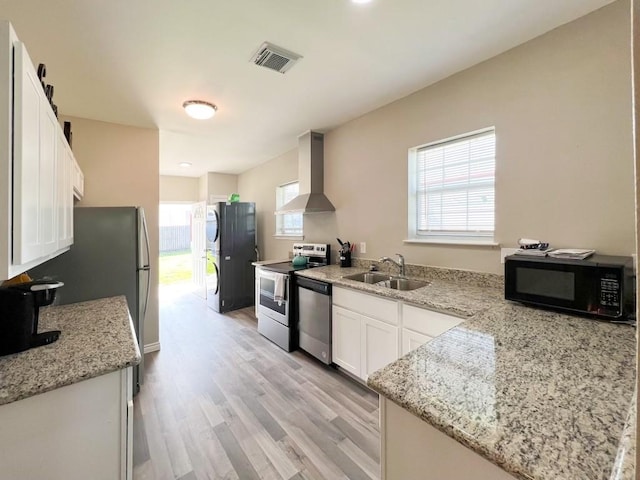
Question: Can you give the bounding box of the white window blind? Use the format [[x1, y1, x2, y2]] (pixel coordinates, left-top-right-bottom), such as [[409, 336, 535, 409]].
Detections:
[[414, 129, 495, 239], [275, 182, 303, 236]]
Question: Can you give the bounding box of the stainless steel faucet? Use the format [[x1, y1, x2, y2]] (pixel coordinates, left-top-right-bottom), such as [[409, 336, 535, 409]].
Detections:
[[378, 253, 405, 277]]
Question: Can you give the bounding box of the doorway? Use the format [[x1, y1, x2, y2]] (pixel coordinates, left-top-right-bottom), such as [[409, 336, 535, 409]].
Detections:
[[158, 203, 194, 289]]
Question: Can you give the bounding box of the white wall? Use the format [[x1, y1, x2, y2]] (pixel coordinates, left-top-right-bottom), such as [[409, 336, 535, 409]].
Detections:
[[238, 149, 298, 261], [160, 175, 199, 203], [198, 172, 238, 203], [240, 1, 634, 274]]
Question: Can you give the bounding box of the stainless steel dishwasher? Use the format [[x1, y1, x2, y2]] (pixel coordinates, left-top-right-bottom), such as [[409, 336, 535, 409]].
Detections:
[[296, 276, 332, 364]]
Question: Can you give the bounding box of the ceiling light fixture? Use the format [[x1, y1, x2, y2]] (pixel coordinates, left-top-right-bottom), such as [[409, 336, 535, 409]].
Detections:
[[351, 0, 372, 4], [179, 162, 192, 168], [183, 100, 217, 120]]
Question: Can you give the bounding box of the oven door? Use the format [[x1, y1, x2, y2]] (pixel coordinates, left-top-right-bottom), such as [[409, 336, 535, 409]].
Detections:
[[258, 270, 289, 325]]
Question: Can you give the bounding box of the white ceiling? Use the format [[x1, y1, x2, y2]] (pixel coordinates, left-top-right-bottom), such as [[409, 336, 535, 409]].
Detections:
[[0, 0, 616, 177]]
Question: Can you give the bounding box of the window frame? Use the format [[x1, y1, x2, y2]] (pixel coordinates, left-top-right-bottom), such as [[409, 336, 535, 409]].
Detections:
[[407, 127, 497, 246], [274, 181, 304, 238]]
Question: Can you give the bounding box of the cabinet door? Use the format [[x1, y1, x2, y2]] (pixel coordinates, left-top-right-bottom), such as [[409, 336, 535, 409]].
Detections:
[[332, 305, 361, 378], [401, 328, 433, 356], [12, 42, 42, 264], [38, 104, 57, 256], [64, 148, 74, 244], [56, 131, 73, 249], [362, 316, 398, 381], [73, 157, 84, 199]]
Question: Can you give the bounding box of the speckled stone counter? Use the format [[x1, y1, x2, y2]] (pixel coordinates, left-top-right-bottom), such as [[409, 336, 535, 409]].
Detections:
[[296, 264, 503, 317], [0, 295, 141, 406], [367, 303, 636, 480], [298, 264, 637, 480]]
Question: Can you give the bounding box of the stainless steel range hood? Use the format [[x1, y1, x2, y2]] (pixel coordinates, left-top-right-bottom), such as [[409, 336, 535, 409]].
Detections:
[[277, 130, 335, 214]]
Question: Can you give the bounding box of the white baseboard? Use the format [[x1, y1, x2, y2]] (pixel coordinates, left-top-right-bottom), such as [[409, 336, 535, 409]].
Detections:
[[143, 342, 161, 354]]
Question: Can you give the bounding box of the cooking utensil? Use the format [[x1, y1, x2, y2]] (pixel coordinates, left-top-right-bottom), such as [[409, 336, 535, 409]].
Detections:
[[336, 238, 344, 247]]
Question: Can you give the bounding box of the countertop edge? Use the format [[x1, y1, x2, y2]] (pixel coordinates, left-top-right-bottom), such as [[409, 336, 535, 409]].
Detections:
[[609, 397, 636, 480]]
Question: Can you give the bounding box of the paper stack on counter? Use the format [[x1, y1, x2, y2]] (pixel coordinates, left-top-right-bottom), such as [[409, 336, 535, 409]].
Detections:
[[547, 249, 595, 260]]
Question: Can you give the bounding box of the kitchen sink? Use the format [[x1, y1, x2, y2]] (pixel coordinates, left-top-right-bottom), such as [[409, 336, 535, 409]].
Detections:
[[386, 278, 429, 291], [342, 272, 429, 291], [342, 272, 393, 284]]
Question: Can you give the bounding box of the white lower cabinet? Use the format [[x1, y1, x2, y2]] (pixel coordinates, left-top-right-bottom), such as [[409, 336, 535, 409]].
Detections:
[[332, 286, 465, 379], [332, 287, 398, 381], [0, 367, 133, 480], [401, 304, 463, 355], [362, 316, 398, 380], [332, 305, 362, 377], [401, 328, 432, 356]]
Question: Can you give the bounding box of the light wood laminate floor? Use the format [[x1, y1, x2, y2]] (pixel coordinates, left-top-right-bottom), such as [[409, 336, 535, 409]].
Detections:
[[133, 285, 380, 480]]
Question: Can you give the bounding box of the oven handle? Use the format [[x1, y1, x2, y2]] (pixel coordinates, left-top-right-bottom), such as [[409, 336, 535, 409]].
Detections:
[[259, 269, 287, 282], [259, 270, 289, 296]]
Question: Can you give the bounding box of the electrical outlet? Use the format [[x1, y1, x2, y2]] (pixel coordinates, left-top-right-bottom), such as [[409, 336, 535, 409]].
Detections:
[[500, 248, 518, 263], [360, 242, 367, 254]]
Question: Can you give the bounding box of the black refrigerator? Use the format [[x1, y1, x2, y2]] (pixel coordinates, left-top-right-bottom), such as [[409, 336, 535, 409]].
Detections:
[[206, 202, 256, 313], [29, 207, 150, 395]]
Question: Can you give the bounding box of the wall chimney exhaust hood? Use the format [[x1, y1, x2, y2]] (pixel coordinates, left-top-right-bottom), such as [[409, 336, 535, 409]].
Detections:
[[277, 131, 335, 214]]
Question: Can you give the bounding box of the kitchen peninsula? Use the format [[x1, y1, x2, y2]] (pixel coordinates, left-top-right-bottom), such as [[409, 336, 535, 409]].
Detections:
[[0, 295, 140, 480], [297, 263, 637, 480]]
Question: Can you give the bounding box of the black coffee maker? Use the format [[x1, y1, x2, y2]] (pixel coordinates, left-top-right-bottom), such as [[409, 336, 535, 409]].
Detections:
[[0, 280, 64, 356]]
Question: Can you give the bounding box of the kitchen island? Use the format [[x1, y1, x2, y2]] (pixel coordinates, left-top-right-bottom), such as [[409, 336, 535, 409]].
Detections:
[[296, 264, 636, 480], [0, 295, 141, 480]]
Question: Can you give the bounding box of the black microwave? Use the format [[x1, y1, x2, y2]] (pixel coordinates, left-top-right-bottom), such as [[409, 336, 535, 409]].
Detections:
[[504, 254, 635, 320]]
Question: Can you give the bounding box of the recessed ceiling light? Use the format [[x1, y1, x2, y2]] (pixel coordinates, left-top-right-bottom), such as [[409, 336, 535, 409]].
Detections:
[[352, 0, 372, 4], [183, 100, 217, 120], [179, 162, 192, 168]]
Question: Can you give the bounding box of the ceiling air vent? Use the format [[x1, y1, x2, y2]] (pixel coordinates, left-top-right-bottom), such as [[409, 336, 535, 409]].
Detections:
[[251, 42, 302, 74]]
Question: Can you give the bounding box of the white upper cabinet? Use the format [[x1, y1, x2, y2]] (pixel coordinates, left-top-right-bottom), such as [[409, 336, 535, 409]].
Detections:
[[56, 130, 73, 249], [0, 23, 78, 280], [73, 156, 84, 200], [38, 98, 58, 256], [12, 42, 42, 265]]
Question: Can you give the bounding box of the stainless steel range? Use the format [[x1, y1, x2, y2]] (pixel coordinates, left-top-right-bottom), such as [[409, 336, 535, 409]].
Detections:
[[257, 243, 330, 351]]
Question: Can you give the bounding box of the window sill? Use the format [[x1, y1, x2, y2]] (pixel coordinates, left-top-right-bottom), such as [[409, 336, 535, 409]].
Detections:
[[404, 238, 499, 247], [273, 234, 304, 241]]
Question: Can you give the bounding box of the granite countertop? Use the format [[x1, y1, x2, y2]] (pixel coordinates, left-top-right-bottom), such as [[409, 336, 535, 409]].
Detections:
[[0, 295, 141, 406], [298, 264, 637, 480], [296, 264, 503, 317]]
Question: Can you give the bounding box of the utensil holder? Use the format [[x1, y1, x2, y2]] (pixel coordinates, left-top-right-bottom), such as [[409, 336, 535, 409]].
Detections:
[[340, 251, 351, 268]]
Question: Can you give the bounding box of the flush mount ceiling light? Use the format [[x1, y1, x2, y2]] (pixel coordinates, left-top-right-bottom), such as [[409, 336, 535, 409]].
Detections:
[[179, 162, 192, 168], [352, 0, 373, 3], [183, 100, 217, 120]]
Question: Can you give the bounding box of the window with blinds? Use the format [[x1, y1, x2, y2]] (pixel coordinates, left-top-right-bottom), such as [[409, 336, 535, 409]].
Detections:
[[275, 182, 303, 236], [411, 129, 495, 241]]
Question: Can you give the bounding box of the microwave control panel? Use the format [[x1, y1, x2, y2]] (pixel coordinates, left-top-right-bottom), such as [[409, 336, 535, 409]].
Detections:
[[599, 274, 621, 308]]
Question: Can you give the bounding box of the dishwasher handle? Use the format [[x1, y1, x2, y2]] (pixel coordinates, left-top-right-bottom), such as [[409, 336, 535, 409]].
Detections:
[[297, 276, 331, 295]]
